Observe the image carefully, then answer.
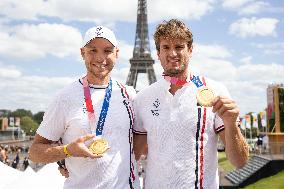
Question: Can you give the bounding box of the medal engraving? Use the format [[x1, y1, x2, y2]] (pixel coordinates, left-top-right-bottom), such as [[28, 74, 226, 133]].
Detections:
[[89, 138, 109, 155], [196, 87, 215, 107]]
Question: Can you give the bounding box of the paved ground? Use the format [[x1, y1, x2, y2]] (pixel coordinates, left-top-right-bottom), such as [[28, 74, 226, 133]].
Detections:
[[219, 170, 235, 187]]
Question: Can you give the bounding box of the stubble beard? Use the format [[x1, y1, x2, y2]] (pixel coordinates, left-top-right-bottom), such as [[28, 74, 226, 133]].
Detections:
[[86, 61, 114, 81], [165, 62, 186, 77]]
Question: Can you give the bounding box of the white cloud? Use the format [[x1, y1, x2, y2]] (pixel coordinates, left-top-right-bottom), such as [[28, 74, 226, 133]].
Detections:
[[252, 42, 284, 55], [227, 80, 266, 116], [193, 43, 232, 59], [0, 0, 214, 23], [112, 67, 129, 84], [229, 63, 284, 115], [222, 0, 270, 15], [44, 0, 137, 23], [191, 57, 237, 81], [0, 65, 22, 78], [0, 0, 46, 20], [0, 17, 11, 25], [222, 0, 253, 9], [240, 56, 252, 64], [0, 65, 76, 113], [190, 43, 236, 81], [239, 1, 269, 15], [0, 23, 82, 60], [116, 40, 133, 68], [149, 0, 215, 22], [237, 63, 284, 83], [229, 17, 279, 38], [0, 0, 137, 23]]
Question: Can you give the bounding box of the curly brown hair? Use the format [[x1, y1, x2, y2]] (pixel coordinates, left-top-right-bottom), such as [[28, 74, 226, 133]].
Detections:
[[154, 19, 193, 51]]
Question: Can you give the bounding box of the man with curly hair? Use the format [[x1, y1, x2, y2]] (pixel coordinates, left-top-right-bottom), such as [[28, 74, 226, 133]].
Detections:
[[133, 19, 249, 189]]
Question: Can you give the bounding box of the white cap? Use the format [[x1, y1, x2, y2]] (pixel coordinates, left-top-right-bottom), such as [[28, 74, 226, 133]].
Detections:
[[82, 26, 117, 47]]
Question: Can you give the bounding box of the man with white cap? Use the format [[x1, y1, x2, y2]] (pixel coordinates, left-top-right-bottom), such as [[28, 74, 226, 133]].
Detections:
[[29, 26, 140, 189]]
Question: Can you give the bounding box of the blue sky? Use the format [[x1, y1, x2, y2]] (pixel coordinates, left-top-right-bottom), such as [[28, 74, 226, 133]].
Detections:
[[0, 0, 283, 116]]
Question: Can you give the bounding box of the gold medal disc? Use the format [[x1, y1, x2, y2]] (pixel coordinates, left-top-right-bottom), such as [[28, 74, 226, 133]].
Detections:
[[89, 138, 109, 156], [196, 87, 215, 107]]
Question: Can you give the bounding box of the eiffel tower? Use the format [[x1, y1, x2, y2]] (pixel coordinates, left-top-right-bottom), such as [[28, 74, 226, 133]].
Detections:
[[126, 0, 156, 89]]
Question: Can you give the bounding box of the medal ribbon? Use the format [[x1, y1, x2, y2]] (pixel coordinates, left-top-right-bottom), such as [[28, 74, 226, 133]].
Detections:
[[163, 75, 190, 87], [190, 75, 206, 88], [82, 76, 112, 137], [163, 73, 206, 88]]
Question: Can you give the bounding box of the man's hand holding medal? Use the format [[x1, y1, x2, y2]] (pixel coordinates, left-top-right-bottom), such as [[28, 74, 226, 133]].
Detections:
[[64, 134, 110, 159], [196, 86, 239, 125]]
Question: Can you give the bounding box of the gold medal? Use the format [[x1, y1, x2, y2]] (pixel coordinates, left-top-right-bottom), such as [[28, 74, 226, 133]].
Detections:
[[89, 138, 109, 156], [196, 87, 215, 107]]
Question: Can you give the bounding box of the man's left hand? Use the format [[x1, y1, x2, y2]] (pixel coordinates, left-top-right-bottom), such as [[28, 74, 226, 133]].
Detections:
[[212, 96, 239, 125]]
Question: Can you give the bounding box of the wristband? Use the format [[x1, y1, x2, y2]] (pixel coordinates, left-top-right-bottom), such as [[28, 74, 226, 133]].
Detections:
[[63, 144, 71, 157]]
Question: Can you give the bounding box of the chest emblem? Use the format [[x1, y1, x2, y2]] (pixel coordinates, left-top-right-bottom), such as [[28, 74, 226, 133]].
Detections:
[[151, 98, 160, 116]]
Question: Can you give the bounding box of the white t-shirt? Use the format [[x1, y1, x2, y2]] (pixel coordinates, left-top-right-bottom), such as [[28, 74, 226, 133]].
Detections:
[[133, 76, 231, 189], [37, 78, 140, 189]]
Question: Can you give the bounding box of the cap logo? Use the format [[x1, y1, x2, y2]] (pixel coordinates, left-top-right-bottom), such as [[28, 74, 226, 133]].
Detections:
[[95, 27, 103, 37]]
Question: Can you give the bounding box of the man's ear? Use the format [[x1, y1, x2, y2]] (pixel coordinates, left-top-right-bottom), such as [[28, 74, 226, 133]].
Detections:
[[188, 46, 193, 58], [80, 48, 85, 60], [115, 48, 119, 58], [157, 50, 160, 60], [189, 46, 193, 53]]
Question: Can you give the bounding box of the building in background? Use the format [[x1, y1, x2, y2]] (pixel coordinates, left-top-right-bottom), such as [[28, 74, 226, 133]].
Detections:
[[0, 117, 8, 131], [0, 117, 24, 141], [266, 83, 284, 154]]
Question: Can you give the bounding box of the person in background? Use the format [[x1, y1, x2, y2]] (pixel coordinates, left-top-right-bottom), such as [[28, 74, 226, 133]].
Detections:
[[22, 156, 29, 170], [0, 145, 8, 163], [0, 145, 4, 162]]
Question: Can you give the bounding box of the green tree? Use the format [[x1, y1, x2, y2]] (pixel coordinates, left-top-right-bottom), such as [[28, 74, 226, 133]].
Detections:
[[33, 111, 45, 124], [20, 116, 39, 135], [10, 109, 33, 118]]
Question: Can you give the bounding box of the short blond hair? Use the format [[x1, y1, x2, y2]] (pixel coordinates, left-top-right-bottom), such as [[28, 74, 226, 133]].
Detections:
[[154, 19, 193, 51]]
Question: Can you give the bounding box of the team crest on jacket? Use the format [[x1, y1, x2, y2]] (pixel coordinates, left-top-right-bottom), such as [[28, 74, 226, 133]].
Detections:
[[151, 98, 160, 116]]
